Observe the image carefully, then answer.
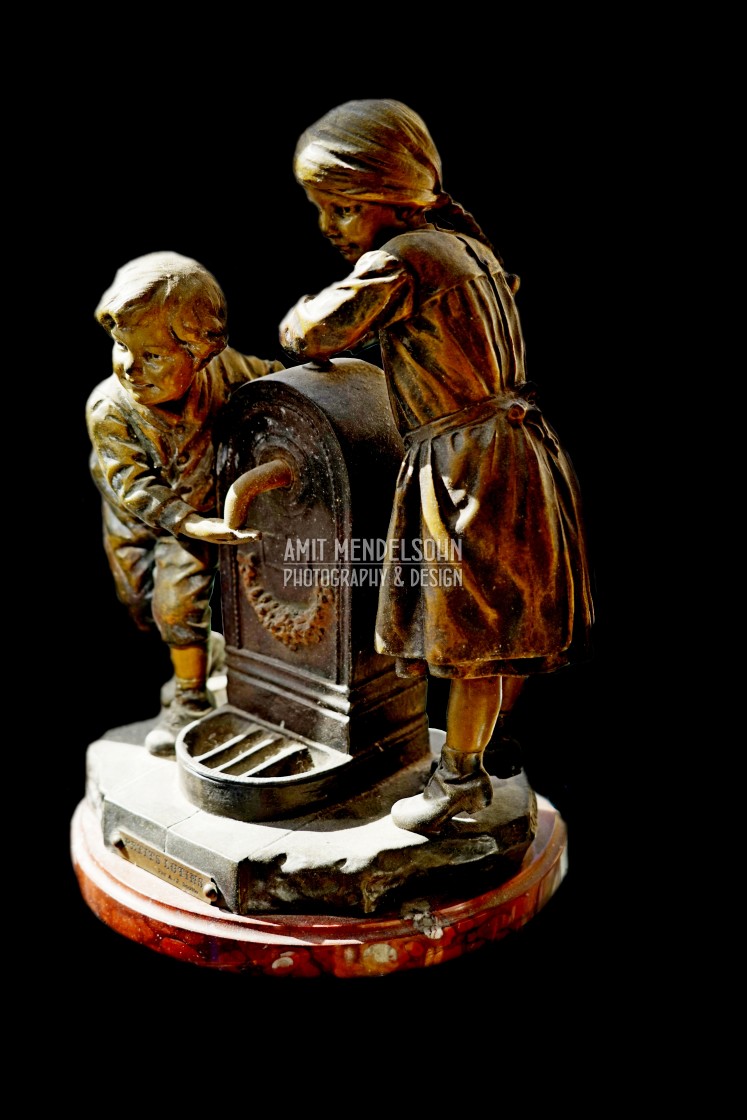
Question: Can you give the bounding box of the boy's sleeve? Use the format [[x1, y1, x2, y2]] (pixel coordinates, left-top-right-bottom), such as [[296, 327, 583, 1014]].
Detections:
[[217, 347, 285, 386], [86, 387, 196, 536]]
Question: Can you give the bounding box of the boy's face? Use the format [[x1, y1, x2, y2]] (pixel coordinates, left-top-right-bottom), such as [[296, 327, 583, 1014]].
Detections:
[[304, 186, 410, 263], [110, 318, 199, 407]]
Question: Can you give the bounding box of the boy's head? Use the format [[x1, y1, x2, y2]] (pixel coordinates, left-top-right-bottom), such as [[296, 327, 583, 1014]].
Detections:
[[96, 251, 228, 407]]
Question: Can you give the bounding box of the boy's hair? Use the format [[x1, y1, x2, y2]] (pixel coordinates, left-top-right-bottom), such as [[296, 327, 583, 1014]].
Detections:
[[95, 250, 228, 365]]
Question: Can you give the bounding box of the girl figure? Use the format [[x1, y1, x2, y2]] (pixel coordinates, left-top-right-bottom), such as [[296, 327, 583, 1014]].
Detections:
[[279, 100, 594, 833]]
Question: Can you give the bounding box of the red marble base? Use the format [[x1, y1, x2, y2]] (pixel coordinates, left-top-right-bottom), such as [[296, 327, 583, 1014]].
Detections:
[[71, 796, 567, 978]]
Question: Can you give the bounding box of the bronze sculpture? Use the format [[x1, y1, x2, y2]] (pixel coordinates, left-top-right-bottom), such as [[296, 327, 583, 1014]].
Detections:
[[279, 99, 594, 833], [72, 101, 594, 975]]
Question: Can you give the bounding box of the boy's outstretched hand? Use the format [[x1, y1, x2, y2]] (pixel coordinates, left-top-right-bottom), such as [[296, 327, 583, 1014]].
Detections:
[[181, 514, 261, 544]]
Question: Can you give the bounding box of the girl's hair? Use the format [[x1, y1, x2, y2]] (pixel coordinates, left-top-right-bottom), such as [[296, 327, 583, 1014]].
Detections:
[[426, 196, 503, 264], [95, 251, 228, 364], [294, 98, 502, 261]]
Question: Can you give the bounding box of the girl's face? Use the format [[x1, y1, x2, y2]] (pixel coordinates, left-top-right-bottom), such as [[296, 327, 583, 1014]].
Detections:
[[110, 317, 199, 407], [304, 186, 413, 263]]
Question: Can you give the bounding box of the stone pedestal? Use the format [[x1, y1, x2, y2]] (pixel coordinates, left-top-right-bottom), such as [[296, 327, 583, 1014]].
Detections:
[[82, 723, 540, 918]]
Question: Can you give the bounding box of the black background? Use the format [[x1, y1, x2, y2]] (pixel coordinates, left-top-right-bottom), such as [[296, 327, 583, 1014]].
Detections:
[[26, 58, 652, 1060]]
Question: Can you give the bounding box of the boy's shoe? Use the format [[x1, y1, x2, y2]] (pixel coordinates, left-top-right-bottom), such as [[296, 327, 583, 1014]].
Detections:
[[145, 692, 214, 757], [160, 632, 226, 708]]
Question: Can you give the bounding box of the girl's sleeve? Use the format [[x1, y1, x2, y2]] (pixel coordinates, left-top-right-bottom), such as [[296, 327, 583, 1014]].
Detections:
[[279, 249, 412, 362]]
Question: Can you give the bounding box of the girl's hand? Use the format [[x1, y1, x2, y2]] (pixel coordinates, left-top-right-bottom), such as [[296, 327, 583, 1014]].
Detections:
[[182, 514, 261, 544]]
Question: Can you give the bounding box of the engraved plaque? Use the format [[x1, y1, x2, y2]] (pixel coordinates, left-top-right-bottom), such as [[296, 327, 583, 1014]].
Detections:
[[112, 828, 219, 905]]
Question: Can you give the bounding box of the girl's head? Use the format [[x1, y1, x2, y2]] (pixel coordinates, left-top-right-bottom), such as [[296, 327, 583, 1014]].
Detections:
[[294, 99, 498, 262], [294, 99, 444, 209], [95, 251, 228, 407], [294, 100, 441, 260]]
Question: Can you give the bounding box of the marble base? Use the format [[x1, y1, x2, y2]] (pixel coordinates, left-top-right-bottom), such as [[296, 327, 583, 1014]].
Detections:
[[71, 791, 567, 978]]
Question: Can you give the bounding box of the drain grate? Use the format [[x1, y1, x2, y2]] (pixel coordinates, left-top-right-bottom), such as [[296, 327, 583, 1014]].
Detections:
[[180, 709, 343, 785]]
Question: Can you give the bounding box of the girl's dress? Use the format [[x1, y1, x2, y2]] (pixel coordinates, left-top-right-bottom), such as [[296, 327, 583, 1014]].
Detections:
[[280, 226, 594, 679]]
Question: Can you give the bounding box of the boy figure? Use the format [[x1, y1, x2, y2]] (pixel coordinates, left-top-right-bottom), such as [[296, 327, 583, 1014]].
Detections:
[[87, 250, 284, 755]]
